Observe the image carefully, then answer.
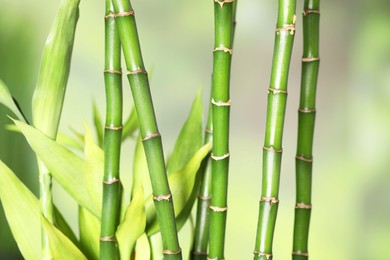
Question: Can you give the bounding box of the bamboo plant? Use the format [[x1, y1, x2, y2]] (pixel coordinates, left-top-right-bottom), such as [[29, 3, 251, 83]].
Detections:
[[208, 0, 234, 259], [31, 0, 80, 258], [99, 0, 123, 258], [254, 0, 296, 259], [293, 1, 320, 259], [110, 0, 182, 258]]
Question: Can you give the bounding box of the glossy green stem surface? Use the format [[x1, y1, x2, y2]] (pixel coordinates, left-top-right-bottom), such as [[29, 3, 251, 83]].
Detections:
[[208, 2, 234, 259], [110, 1, 181, 258], [293, 1, 320, 259], [100, 1, 123, 259], [254, 1, 296, 259]]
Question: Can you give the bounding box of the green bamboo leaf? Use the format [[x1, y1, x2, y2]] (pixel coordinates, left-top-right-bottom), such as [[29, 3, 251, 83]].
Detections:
[[131, 135, 152, 199], [148, 233, 163, 260], [92, 101, 104, 147], [54, 207, 79, 247], [0, 79, 27, 122], [145, 142, 212, 235], [122, 107, 139, 141], [42, 216, 86, 259], [57, 132, 84, 151], [116, 187, 146, 259], [13, 119, 100, 217], [0, 160, 41, 259], [79, 206, 100, 260], [167, 89, 203, 175], [135, 233, 151, 260]]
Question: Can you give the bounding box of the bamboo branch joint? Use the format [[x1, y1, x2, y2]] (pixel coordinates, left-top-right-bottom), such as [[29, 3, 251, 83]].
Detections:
[[214, 0, 234, 8]]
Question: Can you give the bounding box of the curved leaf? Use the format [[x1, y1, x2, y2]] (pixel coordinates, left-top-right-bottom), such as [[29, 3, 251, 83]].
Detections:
[[79, 206, 100, 260], [131, 135, 151, 199], [0, 79, 27, 122]]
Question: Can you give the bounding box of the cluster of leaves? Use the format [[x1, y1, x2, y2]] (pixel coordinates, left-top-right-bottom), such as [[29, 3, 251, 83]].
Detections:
[[0, 79, 210, 258]]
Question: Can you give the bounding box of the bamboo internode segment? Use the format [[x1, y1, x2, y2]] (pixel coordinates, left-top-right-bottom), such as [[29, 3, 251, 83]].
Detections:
[[253, 251, 273, 259], [103, 69, 122, 74], [104, 124, 123, 130], [126, 69, 147, 75], [198, 195, 212, 200], [260, 197, 279, 205], [303, 9, 320, 16], [214, 0, 234, 8], [275, 24, 296, 35], [292, 251, 309, 256], [209, 205, 228, 212], [298, 108, 316, 113], [295, 203, 312, 209], [100, 235, 116, 242], [296, 155, 313, 163], [153, 193, 172, 201], [211, 98, 231, 106], [142, 132, 161, 141], [193, 251, 208, 255], [211, 153, 230, 161], [207, 257, 225, 260], [213, 46, 233, 55], [302, 57, 320, 62], [163, 248, 182, 255], [263, 146, 283, 153], [268, 88, 288, 94], [103, 178, 121, 184]]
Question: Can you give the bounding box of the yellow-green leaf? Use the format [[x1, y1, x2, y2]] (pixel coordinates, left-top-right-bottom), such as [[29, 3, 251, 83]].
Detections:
[[0, 79, 27, 122], [131, 135, 152, 199], [135, 233, 150, 260], [116, 187, 146, 259], [79, 206, 100, 260], [92, 101, 104, 147]]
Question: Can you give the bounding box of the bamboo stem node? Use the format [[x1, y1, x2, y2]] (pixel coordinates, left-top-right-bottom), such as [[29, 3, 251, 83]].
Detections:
[[153, 193, 172, 202], [275, 24, 296, 35], [103, 178, 121, 185], [292, 251, 309, 256], [193, 251, 208, 255], [100, 235, 116, 242], [214, 0, 234, 8], [253, 251, 272, 260], [163, 248, 182, 255], [209, 205, 228, 212], [298, 108, 316, 113], [296, 155, 313, 163], [142, 133, 161, 141], [205, 128, 213, 134], [104, 13, 115, 19], [211, 153, 230, 161], [302, 57, 320, 62], [263, 146, 283, 153], [126, 69, 147, 75], [268, 88, 288, 95], [207, 257, 224, 260], [303, 9, 320, 16], [211, 98, 231, 107], [103, 69, 122, 74], [295, 203, 312, 209], [198, 195, 212, 200], [105, 124, 123, 130], [114, 10, 135, 17], [260, 197, 279, 205], [213, 46, 233, 55]]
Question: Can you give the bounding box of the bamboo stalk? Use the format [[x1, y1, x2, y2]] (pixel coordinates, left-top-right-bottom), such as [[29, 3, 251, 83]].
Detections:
[[110, 1, 181, 258], [99, 1, 123, 258], [292, 1, 320, 259], [254, 1, 296, 259], [208, 0, 234, 259], [31, 0, 80, 258]]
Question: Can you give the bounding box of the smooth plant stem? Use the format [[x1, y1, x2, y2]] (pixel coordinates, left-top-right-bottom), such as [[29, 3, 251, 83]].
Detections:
[[110, 1, 181, 258], [208, 1, 234, 259], [99, 1, 123, 259], [254, 1, 296, 259], [292, 1, 320, 259], [32, 0, 80, 258]]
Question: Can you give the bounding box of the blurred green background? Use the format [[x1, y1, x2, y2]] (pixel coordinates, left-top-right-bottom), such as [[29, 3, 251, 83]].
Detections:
[[1, 0, 390, 259]]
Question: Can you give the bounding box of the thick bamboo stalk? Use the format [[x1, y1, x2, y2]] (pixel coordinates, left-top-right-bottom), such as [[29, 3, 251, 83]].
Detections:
[[99, 1, 123, 258], [110, 1, 181, 258], [208, 1, 234, 259], [31, 0, 80, 258], [254, 1, 296, 259], [292, 1, 320, 259]]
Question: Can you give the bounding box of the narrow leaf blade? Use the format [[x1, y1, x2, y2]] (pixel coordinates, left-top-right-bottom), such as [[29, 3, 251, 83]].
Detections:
[[0, 79, 27, 122]]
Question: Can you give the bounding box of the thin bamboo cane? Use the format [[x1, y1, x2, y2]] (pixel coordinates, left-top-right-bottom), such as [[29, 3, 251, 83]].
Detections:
[[99, 1, 123, 258], [31, 0, 80, 258], [254, 1, 296, 259], [208, 0, 234, 259], [110, 1, 181, 258], [292, 1, 320, 259]]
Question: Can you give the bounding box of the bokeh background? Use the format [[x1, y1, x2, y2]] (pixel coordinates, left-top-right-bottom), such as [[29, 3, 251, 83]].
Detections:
[[1, 0, 390, 259]]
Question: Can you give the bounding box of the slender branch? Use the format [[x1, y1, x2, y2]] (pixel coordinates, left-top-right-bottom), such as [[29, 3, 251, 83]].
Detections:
[[254, 1, 296, 259], [208, 1, 234, 259], [292, 1, 320, 259], [110, 0, 182, 258], [99, 1, 123, 258]]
